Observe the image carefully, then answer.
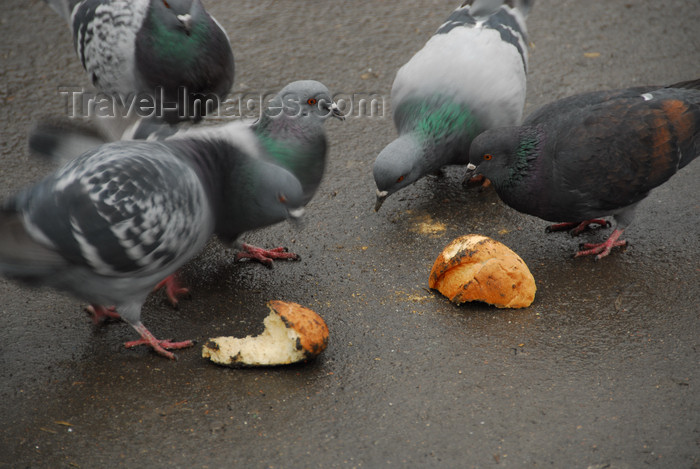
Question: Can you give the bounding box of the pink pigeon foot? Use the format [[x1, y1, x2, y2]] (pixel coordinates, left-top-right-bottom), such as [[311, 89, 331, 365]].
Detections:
[[85, 304, 121, 325], [153, 274, 190, 307], [574, 228, 628, 260], [546, 219, 611, 236], [235, 243, 300, 268], [124, 322, 195, 360]]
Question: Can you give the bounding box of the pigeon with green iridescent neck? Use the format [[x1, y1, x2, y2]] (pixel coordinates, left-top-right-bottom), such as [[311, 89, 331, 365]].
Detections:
[[373, 0, 533, 211], [466, 79, 700, 259], [44, 0, 234, 123], [252, 80, 344, 205]]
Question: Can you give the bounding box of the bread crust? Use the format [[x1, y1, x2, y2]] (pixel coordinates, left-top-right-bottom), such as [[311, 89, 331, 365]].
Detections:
[[429, 235, 536, 308], [202, 301, 329, 367]]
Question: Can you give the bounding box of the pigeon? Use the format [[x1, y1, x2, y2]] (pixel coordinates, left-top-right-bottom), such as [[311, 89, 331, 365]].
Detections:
[[0, 125, 305, 359], [465, 79, 700, 259], [373, 0, 533, 211], [252, 80, 345, 205], [27, 80, 344, 305], [44, 0, 235, 123], [157, 80, 343, 276]]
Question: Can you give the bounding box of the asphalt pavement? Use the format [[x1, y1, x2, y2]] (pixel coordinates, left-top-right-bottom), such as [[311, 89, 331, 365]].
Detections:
[[1, 1, 699, 467]]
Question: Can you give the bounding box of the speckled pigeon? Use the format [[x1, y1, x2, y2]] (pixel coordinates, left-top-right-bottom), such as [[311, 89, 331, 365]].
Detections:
[[0, 124, 305, 359], [466, 79, 700, 259], [45, 0, 235, 123], [373, 0, 533, 211]]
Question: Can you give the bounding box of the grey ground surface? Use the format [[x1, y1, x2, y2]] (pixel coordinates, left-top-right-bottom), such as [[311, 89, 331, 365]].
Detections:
[[1, 1, 699, 467]]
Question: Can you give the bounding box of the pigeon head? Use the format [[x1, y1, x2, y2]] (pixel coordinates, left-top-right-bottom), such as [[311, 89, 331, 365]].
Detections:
[[466, 126, 540, 190], [372, 134, 424, 211], [149, 0, 207, 35], [217, 158, 305, 243], [253, 80, 342, 206], [373, 95, 484, 211], [265, 80, 344, 123], [254, 163, 306, 225]]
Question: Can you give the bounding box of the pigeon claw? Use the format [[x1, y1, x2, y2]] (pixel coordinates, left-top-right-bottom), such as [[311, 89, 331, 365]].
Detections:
[[153, 274, 191, 308], [573, 229, 628, 260], [236, 243, 301, 267], [127, 323, 195, 360], [85, 304, 121, 325]]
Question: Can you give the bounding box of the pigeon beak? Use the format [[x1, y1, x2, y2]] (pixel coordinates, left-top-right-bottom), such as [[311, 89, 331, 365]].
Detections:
[[462, 163, 477, 186], [330, 102, 345, 120], [177, 13, 193, 33], [288, 207, 305, 220], [322, 101, 345, 121], [374, 189, 389, 212], [287, 207, 305, 229]]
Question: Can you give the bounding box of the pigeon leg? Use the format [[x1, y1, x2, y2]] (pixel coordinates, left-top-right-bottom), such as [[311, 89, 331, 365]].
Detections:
[[153, 274, 190, 307], [85, 304, 121, 325], [574, 228, 628, 260], [124, 322, 195, 360], [235, 243, 300, 268], [545, 219, 611, 236]]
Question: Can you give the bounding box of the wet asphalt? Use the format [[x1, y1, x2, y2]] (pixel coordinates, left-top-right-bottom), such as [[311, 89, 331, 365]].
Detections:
[[1, 0, 699, 467]]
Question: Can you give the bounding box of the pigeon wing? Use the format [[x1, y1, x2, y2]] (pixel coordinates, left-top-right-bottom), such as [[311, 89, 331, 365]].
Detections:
[[12, 142, 211, 278]]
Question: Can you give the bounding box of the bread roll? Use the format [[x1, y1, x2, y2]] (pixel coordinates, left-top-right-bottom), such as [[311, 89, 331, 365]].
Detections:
[[429, 234, 536, 308], [203, 300, 329, 366]]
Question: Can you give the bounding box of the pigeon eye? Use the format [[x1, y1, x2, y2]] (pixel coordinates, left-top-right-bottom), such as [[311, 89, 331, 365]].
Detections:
[[162, 0, 171, 8], [278, 194, 287, 203], [307, 98, 318, 106], [483, 154, 493, 161], [396, 175, 405, 183]]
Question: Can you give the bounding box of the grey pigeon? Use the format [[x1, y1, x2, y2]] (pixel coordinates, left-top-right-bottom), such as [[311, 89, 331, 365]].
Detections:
[[149, 80, 343, 264], [252, 80, 345, 205], [465, 79, 700, 259], [27, 80, 343, 305], [0, 124, 304, 359], [45, 0, 235, 123], [373, 0, 533, 211]]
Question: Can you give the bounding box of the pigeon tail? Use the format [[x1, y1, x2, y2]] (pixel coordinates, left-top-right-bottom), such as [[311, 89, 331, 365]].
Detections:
[[668, 78, 700, 91], [28, 116, 182, 167], [28, 119, 107, 165], [43, 0, 81, 22], [0, 208, 66, 280], [461, 0, 534, 18]]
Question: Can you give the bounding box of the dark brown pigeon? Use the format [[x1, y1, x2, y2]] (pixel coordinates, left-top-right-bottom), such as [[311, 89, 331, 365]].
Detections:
[[466, 79, 700, 259]]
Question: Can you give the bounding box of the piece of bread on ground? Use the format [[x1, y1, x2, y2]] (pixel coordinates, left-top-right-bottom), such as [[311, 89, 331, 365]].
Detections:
[[203, 300, 329, 366], [429, 234, 536, 308]]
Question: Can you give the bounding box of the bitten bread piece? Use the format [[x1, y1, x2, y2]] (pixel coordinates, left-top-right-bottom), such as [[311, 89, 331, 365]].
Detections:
[[429, 234, 536, 308], [202, 300, 329, 366]]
